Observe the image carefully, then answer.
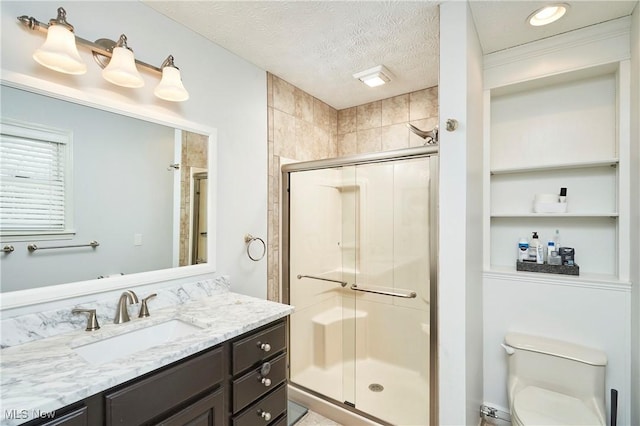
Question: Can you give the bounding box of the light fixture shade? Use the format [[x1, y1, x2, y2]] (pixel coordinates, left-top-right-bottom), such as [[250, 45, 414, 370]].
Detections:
[[154, 66, 189, 102], [528, 4, 569, 26], [101, 46, 144, 88], [353, 65, 393, 87], [33, 24, 87, 75], [361, 74, 389, 87]]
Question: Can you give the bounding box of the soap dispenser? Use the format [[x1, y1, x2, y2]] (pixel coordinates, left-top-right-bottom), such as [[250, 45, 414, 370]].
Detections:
[[528, 232, 539, 262]]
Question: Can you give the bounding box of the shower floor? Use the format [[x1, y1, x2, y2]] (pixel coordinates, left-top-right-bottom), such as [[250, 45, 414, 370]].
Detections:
[[292, 357, 429, 425]]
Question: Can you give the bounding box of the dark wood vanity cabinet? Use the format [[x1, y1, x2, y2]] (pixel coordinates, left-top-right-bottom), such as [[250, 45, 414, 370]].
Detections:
[[22, 318, 288, 426]]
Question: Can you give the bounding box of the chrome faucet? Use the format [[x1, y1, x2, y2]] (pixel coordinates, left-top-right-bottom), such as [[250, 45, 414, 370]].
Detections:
[[114, 290, 139, 324]]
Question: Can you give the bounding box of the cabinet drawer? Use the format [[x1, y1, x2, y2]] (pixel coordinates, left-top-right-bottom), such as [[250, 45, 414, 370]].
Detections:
[[232, 384, 287, 426], [232, 321, 286, 375], [232, 352, 286, 413], [270, 414, 287, 426], [105, 347, 223, 426]]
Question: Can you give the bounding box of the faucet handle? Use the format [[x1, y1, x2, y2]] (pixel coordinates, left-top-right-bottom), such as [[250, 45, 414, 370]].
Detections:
[[138, 293, 157, 318], [72, 308, 100, 331]]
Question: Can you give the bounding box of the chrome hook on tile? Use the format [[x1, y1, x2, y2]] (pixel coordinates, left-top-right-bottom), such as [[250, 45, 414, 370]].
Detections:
[[244, 234, 266, 261], [407, 123, 438, 145]]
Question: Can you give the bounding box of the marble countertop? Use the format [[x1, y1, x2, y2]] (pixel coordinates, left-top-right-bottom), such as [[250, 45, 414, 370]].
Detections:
[[0, 291, 293, 426]]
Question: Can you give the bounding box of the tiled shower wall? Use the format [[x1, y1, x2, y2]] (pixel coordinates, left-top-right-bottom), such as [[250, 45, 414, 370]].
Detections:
[[179, 131, 208, 266], [267, 72, 438, 301]]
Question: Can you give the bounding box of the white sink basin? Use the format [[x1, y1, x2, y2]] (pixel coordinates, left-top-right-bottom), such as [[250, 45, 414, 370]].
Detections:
[[72, 319, 203, 365]]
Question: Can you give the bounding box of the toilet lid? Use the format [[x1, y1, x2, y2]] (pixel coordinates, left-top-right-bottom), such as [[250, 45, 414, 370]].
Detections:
[[513, 386, 603, 426]]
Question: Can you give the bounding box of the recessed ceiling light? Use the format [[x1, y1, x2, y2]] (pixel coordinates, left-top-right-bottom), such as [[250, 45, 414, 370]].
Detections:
[[353, 65, 393, 87], [527, 3, 569, 27]]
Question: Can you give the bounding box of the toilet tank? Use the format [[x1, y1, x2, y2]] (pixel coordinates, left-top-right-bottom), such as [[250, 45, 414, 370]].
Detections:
[[505, 332, 607, 401]]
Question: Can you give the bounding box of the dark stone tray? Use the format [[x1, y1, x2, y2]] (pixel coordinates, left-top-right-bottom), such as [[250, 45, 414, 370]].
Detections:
[[516, 261, 579, 276]]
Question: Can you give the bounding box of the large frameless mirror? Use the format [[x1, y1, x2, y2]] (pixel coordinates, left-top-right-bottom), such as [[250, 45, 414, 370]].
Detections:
[[0, 82, 214, 296]]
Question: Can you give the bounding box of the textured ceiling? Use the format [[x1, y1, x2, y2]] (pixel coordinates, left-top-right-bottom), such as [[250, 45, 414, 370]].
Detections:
[[144, 1, 440, 110], [144, 1, 638, 110]]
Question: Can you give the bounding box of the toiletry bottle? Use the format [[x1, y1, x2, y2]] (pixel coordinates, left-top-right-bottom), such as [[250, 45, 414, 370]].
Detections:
[[518, 237, 528, 262], [553, 229, 561, 249], [529, 232, 539, 262], [547, 239, 556, 258], [536, 238, 544, 264]]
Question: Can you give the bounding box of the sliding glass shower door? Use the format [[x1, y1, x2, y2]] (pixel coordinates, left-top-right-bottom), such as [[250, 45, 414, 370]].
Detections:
[[286, 152, 437, 425]]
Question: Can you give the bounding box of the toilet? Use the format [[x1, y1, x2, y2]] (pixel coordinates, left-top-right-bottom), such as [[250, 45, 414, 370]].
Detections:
[[503, 332, 607, 426]]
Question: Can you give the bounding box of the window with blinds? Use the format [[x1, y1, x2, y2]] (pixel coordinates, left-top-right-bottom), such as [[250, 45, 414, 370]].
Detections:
[[0, 119, 73, 238]]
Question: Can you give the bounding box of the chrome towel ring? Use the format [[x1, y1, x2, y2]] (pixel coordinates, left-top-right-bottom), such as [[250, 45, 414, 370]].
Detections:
[[244, 234, 266, 261]]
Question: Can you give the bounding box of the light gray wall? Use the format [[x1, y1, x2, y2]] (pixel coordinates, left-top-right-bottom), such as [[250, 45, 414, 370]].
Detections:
[[630, 3, 640, 425], [0, 1, 268, 298], [464, 4, 485, 423], [1, 86, 174, 291], [438, 2, 484, 424]]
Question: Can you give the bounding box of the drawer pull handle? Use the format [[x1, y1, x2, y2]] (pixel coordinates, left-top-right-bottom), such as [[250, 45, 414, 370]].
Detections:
[[258, 342, 271, 352], [260, 377, 272, 387], [258, 410, 272, 421], [260, 361, 271, 376]]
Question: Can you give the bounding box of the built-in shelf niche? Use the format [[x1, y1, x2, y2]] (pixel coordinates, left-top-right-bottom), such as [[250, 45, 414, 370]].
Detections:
[[486, 61, 629, 281]]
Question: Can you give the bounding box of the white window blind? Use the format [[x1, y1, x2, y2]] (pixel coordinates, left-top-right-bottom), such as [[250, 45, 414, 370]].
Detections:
[[0, 120, 71, 236]]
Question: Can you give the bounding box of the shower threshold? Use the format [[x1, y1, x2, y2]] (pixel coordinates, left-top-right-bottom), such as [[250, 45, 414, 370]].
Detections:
[[288, 383, 389, 426]]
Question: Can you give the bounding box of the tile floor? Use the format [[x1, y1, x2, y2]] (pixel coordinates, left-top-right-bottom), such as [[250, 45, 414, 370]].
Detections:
[[296, 412, 494, 426], [295, 410, 341, 426]]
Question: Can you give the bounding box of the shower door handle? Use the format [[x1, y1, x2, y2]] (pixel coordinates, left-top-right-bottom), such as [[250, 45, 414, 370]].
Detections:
[[297, 274, 348, 287], [350, 284, 416, 299]]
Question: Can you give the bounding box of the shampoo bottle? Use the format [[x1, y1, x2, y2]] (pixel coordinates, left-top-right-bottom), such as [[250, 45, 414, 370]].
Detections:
[[528, 232, 540, 262], [536, 240, 544, 264]]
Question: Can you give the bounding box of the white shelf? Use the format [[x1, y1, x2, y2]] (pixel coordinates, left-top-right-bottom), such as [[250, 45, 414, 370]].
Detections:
[[490, 159, 619, 175], [491, 213, 618, 218], [484, 266, 630, 288]]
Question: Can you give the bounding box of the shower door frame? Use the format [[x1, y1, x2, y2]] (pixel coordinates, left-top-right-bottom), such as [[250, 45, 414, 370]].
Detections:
[[281, 145, 439, 425]]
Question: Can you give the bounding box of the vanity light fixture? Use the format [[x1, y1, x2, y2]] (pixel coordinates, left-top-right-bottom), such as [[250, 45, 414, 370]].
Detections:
[[527, 3, 569, 27], [154, 55, 190, 102], [31, 7, 86, 75], [353, 65, 393, 87], [101, 35, 144, 88], [18, 7, 189, 102]]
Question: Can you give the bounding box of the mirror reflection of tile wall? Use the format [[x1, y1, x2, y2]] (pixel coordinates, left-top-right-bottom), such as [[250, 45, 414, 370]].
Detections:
[[179, 132, 208, 266], [266, 72, 438, 302]]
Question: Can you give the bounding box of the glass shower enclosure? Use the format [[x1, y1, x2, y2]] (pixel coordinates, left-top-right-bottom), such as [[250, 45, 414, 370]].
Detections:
[[282, 147, 438, 425]]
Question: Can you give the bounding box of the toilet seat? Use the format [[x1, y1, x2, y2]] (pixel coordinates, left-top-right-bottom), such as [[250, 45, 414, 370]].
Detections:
[[513, 386, 603, 426]]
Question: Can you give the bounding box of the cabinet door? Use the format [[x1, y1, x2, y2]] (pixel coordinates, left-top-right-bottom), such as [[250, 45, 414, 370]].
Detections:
[[105, 348, 223, 425], [155, 389, 223, 426], [35, 407, 87, 426]]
